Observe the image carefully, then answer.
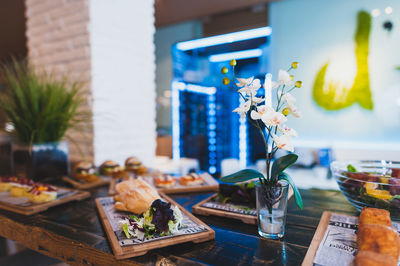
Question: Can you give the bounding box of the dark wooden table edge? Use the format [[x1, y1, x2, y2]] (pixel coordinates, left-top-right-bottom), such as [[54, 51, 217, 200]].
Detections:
[[0, 213, 141, 265]]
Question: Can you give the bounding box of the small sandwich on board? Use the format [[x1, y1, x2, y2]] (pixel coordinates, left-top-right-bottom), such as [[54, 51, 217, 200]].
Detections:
[[73, 161, 100, 183], [125, 156, 147, 175], [10, 178, 35, 197], [0, 176, 19, 192], [154, 174, 176, 188], [27, 184, 58, 203], [354, 207, 400, 266], [100, 160, 130, 179], [179, 173, 204, 186]]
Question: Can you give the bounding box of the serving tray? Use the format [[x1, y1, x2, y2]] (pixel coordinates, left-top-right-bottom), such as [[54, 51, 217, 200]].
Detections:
[[0, 187, 90, 215], [62, 175, 111, 190], [302, 211, 400, 266], [95, 193, 215, 259], [108, 172, 219, 195], [192, 193, 257, 224], [192, 189, 294, 225]]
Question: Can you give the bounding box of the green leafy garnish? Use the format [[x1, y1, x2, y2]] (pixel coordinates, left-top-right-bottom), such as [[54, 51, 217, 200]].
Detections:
[[122, 223, 130, 239], [347, 164, 357, 172]]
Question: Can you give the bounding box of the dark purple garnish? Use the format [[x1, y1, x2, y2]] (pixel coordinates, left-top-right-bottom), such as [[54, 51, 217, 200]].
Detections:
[[150, 199, 175, 232]]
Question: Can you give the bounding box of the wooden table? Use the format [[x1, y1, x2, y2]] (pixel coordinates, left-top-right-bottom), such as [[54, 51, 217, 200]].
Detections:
[[0, 186, 358, 265]]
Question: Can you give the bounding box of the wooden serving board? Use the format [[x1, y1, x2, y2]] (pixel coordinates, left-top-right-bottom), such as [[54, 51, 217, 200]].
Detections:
[[192, 194, 257, 224], [301, 211, 332, 266], [0, 187, 90, 215], [192, 189, 294, 225], [62, 176, 111, 190], [95, 192, 215, 260], [108, 172, 219, 195]]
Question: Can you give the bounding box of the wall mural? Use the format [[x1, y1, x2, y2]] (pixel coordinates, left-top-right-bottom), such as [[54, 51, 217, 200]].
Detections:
[[313, 11, 373, 111]]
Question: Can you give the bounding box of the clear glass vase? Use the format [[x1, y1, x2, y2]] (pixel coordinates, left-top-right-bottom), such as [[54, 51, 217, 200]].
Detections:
[[256, 180, 289, 239]]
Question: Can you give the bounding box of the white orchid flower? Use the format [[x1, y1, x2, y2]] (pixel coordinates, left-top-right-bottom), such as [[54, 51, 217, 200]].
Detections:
[[252, 96, 264, 105], [238, 78, 261, 96], [250, 105, 273, 120], [278, 125, 298, 137], [261, 109, 288, 126], [233, 100, 251, 118], [290, 106, 302, 118], [236, 77, 254, 87], [282, 93, 296, 106], [278, 70, 294, 87], [272, 134, 294, 152]]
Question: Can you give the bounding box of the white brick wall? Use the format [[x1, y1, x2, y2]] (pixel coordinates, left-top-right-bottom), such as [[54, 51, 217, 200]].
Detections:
[[89, 0, 157, 166]]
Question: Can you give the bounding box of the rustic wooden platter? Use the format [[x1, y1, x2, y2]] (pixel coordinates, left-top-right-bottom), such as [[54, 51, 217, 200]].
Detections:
[[192, 189, 294, 225], [301, 211, 332, 266], [62, 176, 111, 190], [95, 192, 215, 260], [192, 193, 257, 224], [108, 172, 219, 195], [0, 187, 90, 215]]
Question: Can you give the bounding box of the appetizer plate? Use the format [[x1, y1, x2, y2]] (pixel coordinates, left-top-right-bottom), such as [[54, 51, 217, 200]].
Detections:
[[0, 187, 90, 215], [62, 175, 112, 190], [108, 172, 219, 195], [192, 189, 294, 225], [95, 193, 215, 259], [302, 211, 400, 266]]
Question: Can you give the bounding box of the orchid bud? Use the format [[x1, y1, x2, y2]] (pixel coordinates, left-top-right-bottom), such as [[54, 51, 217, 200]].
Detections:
[[295, 81, 302, 88], [230, 59, 237, 66], [291, 62, 299, 69], [282, 107, 291, 116], [223, 77, 230, 85], [221, 67, 228, 74], [290, 75, 294, 80]]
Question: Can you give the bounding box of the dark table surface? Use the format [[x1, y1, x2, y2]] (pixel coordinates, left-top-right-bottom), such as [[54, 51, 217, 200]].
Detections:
[[0, 185, 359, 265]]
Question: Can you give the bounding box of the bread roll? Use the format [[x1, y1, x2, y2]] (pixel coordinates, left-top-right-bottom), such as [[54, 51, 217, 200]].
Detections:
[[354, 251, 397, 266], [114, 178, 160, 214]]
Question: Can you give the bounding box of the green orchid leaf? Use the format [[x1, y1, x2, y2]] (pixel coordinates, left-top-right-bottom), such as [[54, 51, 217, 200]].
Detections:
[[278, 172, 303, 210], [271, 154, 298, 181], [220, 169, 264, 183]]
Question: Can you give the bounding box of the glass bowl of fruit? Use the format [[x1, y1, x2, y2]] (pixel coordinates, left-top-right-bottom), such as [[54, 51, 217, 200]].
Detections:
[[331, 160, 400, 220]]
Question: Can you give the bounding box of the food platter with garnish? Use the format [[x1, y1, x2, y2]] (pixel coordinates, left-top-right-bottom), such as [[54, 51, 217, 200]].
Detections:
[[96, 178, 215, 259], [0, 176, 90, 215]]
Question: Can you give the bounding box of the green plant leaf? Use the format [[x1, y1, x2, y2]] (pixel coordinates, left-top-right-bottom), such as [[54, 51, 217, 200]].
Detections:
[[271, 154, 298, 181], [278, 172, 303, 210], [220, 169, 264, 183]]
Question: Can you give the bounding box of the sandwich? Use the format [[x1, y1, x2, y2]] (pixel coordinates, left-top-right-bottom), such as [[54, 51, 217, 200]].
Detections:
[[27, 184, 58, 203], [72, 161, 100, 183], [10, 178, 35, 197], [100, 160, 129, 179], [0, 176, 19, 192], [125, 156, 147, 175], [154, 174, 176, 188], [179, 173, 204, 186], [114, 178, 160, 214]]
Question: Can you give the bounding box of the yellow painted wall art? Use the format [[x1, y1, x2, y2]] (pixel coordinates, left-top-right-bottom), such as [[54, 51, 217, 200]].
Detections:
[[313, 11, 373, 111]]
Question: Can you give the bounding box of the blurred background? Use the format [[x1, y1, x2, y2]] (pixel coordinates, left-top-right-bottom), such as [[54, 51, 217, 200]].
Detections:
[[0, 0, 399, 190]]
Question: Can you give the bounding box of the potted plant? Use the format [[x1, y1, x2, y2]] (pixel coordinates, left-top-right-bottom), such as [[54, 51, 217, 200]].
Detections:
[[0, 59, 87, 181], [220, 60, 303, 239]]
